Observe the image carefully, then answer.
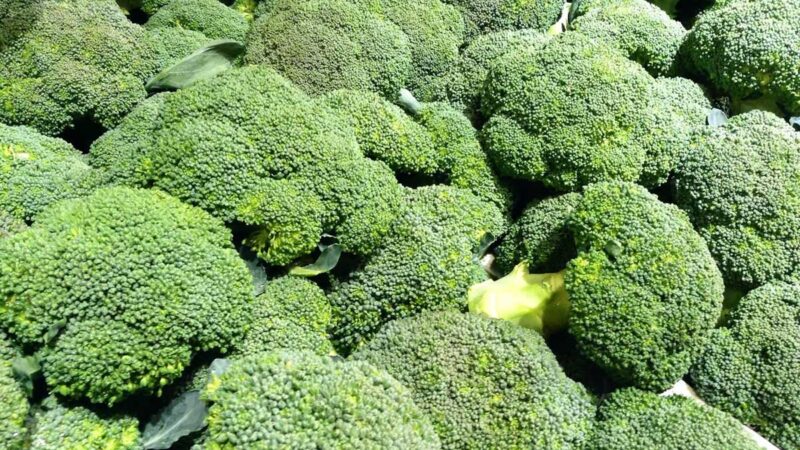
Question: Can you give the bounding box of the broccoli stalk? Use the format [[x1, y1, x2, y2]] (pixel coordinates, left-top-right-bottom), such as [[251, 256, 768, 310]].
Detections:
[[468, 262, 570, 337]]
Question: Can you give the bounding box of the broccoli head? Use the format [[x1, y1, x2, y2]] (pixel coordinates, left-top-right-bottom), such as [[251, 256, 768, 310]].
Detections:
[[690, 282, 800, 449], [471, 182, 725, 391], [145, 0, 250, 41], [591, 388, 760, 449], [0, 187, 254, 405], [352, 311, 596, 449], [0, 212, 25, 240], [681, 0, 800, 115], [441, 0, 564, 39], [0, 333, 26, 450], [674, 110, 800, 287], [200, 351, 441, 449]]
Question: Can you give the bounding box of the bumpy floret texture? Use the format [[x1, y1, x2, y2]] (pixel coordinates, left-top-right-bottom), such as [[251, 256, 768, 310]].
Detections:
[[0, 213, 26, 239], [200, 351, 441, 449], [481, 32, 652, 191], [1, 123, 104, 221], [29, 398, 141, 450], [571, 0, 686, 77], [0, 333, 26, 450], [681, 0, 800, 115], [591, 388, 760, 450], [145, 0, 250, 41], [0, 187, 254, 405], [245, 0, 412, 98], [690, 282, 800, 449], [441, 0, 564, 39], [352, 311, 596, 449], [565, 182, 724, 391], [674, 110, 800, 287]]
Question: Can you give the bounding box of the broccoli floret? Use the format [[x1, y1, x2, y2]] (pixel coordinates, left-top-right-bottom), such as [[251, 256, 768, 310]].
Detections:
[[139, 27, 214, 74], [0, 0, 42, 50], [591, 388, 760, 449], [441, 0, 564, 39], [200, 351, 441, 449], [140, 0, 173, 15], [690, 282, 800, 449], [681, 0, 800, 115], [244, 0, 412, 98], [329, 185, 504, 353], [29, 398, 141, 450], [471, 182, 725, 391], [481, 32, 652, 191], [145, 0, 250, 41], [0, 187, 254, 405], [1, 123, 104, 222], [494, 193, 582, 275], [0, 212, 25, 240], [674, 110, 800, 287], [352, 311, 596, 449], [0, 332, 26, 450]]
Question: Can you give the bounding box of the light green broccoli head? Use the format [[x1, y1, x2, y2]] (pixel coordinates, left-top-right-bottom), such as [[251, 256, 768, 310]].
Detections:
[[145, 0, 250, 41], [674, 110, 800, 287], [0, 187, 254, 405], [690, 282, 800, 449], [200, 351, 441, 449], [352, 311, 596, 449], [441, 0, 564, 39], [29, 398, 141, 450]]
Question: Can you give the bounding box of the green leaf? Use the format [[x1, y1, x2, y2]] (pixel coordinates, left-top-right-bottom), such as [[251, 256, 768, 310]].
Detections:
[[142, 391, 209, 450], [604, 240, 623, 261], [145, 40, 245, 92], [44, 319, 66, 344], [707, 108, 728, 127], [473, 233, 497, 262], [289, 243, 342, 277], [209, 358, 231, 378], [12, 355, 41, 395], [240, 246, 269, 297]]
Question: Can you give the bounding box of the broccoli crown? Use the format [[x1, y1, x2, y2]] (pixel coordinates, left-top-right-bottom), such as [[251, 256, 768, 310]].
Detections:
[[571, 0, 686, 77], [441, 0, 564, 39], [566, 182, 724, 391], [140, 0, 173, 15], [139, 26, 214, 74], [0, 333, 26, 450], [0, 0, 42, 50], [591, 388, 760, 450], [201, 351, 441, 449], [29, 398, 141, 450], [329, 185, 504, 352], [681, 0, 800, 115], [674, 110, 800, 287], [244, 0, 412, 98], [481, 32, 652, 191], [145, 0, 250, 41], [0, 212, 26, 240], [352, 311, 596, 449], [0, 187, 254, 405], [0, 123, 104, 222], [690, 282, 800, 449], [494, 193, 582, 275]]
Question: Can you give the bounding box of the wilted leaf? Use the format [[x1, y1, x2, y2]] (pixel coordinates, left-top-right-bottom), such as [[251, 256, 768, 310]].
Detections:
[[145, 40, 245, 92], [289, 243, 342, 277], [142, 391, 209, 450]]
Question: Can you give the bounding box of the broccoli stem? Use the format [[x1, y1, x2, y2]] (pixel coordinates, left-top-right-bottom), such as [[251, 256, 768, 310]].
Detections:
[[468, 262, 570, 336]]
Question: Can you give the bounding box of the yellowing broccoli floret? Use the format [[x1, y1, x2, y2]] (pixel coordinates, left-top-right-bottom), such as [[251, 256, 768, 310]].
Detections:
[[29, 398, 141, 450], [0, 187, 254, 405], [145, 0, 250, 41]]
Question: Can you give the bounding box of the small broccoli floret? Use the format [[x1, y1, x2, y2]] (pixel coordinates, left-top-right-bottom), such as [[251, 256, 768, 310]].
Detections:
[[140, 0, 173, 15], [29, 398, 141, 450], [145, 0, 250, 41], [674, 110, 800, 287], [200, 351, 441, 449], [0, 212, 25, 240], [494, 193, 582, 275], [690, 282, 800, 449], [0, 187, 254, 405], [441, 0, 564, 39], [352, 311, 596, 449], [0, 332, 26, 450], [140, 27, 214, 75], [481, 32, 652, 191], [591, 388, 760, 449], [681, 0, 800, 115], [0, 0, 43, 50], [1, 123, 104, 222], [471, 182, 725, 391], [245, 0, 412, 98], [571, 0, 686, 77]]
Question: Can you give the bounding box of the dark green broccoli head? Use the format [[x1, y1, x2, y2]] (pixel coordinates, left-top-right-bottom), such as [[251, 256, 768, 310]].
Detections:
[[481, 32, 652, 191], [441, 0, 564, 39], [0, 333, 26, 450], [690, 282, 800, 449], [28, 398, 141, 450], [681, 0, 800, 115], [1, 123, 104, 222], [0, 0, 44, 50], [201, 351, 441, 449], [571, 0, 686, 77], [145, 0, 249, 41], [0, 187, 254, 405], [674, 110, 800, 287], [591, 388, 760, 450], [352, 311, 596, 449], [245, 0, 412, 98]]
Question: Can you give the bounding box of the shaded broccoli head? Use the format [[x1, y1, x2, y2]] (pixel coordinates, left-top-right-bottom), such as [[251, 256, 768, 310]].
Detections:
[[674, 110, 800, 287], [690, 281, 800, 449], [145, 0, 250, 41], [441, 0, 564, 39], [352, 311, 596, 449], [0, 187, 254, 405], [201, 351, 440, 449]]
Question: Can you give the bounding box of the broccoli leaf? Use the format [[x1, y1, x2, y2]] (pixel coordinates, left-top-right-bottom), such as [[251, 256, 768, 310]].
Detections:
[[142, 390, 209, 449], [790, 116, 799, 130], [289, 243, 342, 277], [707, 108, 728, 127], [145, 40, 245, 92]]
